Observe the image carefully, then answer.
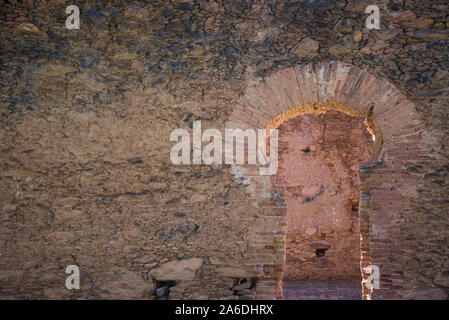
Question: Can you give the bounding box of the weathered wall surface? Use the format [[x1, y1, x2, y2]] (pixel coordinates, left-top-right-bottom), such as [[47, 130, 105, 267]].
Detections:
[[277, 111, 374, 280], [0, 0, 448, 299]]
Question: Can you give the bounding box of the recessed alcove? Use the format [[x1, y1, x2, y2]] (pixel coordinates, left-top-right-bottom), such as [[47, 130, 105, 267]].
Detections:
[[276, 110, 375, 300]]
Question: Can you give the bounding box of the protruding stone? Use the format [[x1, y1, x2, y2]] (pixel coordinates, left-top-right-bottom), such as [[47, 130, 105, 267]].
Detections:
[[413, 30, 449, 40], [353, 31, 363, 42], [309, 240, 331, 250], [290, 38, 319, 58], [14, 22, 47, 39], [386, 11, 417, 23], [149, 258, 203, 281]]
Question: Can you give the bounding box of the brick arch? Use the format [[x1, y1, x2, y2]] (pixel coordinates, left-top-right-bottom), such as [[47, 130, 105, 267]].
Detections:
[[228, 61, 431, 300]]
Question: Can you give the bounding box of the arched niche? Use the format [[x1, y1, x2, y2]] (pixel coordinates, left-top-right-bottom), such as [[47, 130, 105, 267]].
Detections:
[[227, 61, 430, 300]]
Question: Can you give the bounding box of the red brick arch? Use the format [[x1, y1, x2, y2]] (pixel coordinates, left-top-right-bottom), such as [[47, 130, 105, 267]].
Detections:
[[228, 61, 431, 300]]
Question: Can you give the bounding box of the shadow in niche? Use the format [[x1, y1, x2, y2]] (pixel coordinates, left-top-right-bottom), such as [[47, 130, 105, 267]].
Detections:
[[276, 111, 375, 300]]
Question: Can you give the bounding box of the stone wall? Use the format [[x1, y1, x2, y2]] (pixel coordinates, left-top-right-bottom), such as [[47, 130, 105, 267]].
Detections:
[[0, 0, 448, 300]]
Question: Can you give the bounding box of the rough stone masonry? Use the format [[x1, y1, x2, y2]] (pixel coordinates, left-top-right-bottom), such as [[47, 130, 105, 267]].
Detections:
[[0, 0, 448, 300]]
